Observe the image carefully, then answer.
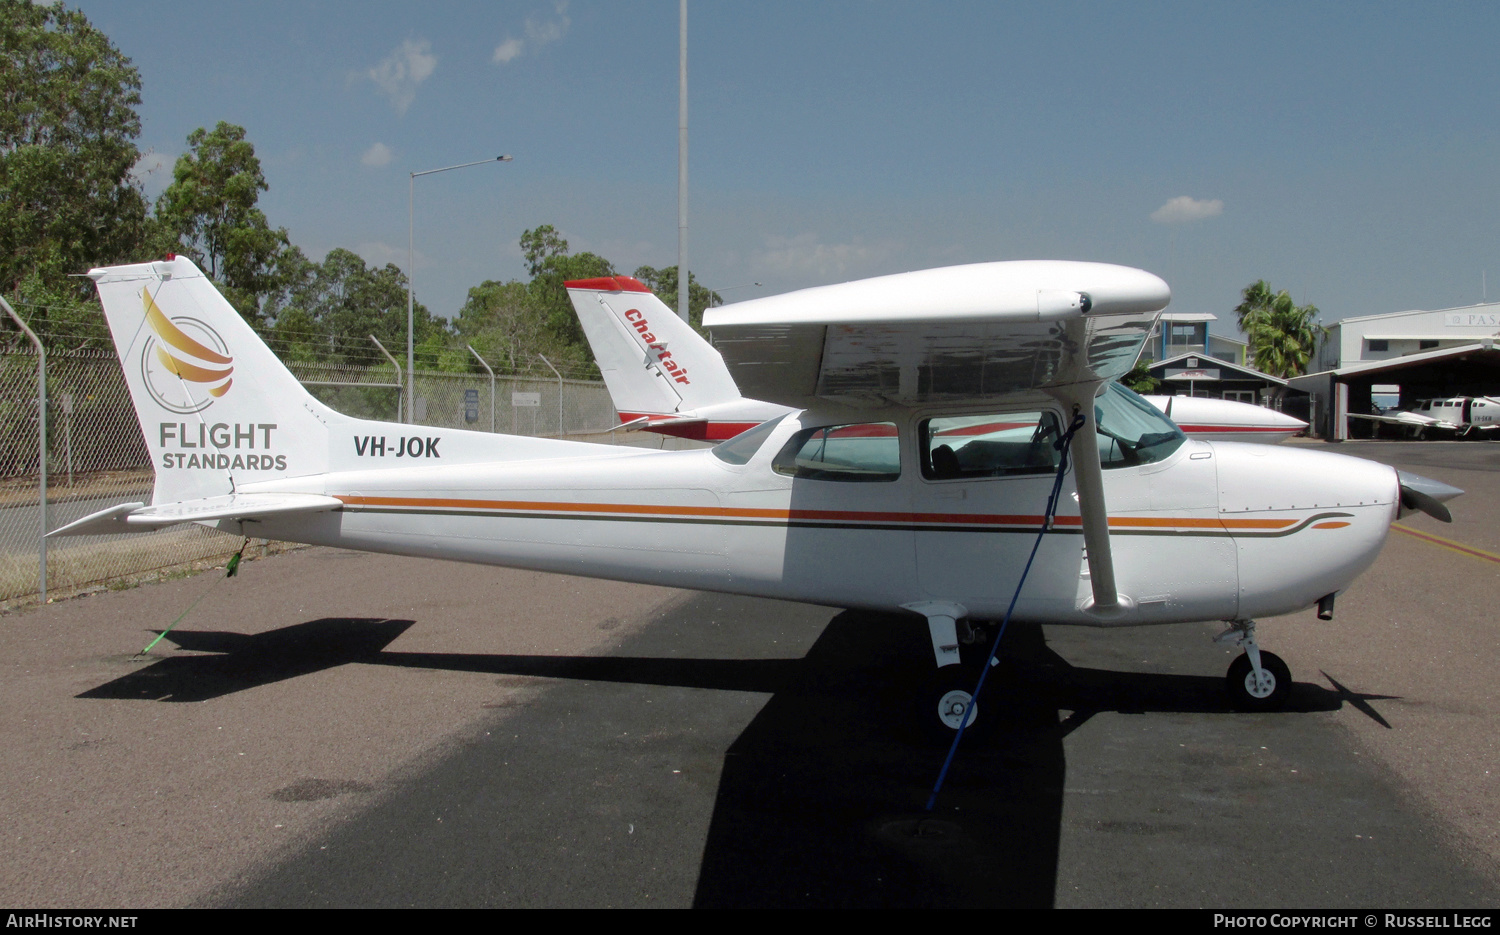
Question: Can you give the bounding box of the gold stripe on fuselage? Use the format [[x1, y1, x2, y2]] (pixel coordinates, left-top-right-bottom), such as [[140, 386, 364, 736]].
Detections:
[[335, 495, 1353, 538]]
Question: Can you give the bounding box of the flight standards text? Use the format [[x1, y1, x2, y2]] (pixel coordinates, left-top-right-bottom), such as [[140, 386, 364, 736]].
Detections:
[[157, 422, 285, 471]]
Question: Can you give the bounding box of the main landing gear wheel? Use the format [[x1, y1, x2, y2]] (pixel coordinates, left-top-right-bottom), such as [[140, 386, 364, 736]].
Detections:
[[920, 668, 979, 743], [1226, 650, 1291, 712]]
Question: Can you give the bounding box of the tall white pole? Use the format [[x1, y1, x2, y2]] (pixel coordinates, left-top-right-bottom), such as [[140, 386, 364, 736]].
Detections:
[[677, 0, 689, 323], [407, 173, 415, 423]]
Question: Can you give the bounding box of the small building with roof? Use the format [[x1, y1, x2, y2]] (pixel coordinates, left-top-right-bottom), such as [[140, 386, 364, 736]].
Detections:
[[1144, 353, 1301, 407], [1144, 312, 1248, 366], [1314, 301, 1500, 372]]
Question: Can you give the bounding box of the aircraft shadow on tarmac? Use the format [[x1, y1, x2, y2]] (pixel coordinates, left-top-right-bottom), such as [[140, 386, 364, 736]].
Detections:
[[77, 618, 417, 702], [82, 611, 1399, 907]]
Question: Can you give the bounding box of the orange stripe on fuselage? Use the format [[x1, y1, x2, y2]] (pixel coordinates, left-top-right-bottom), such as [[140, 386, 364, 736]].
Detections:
[[334, 494, 1302, 531]]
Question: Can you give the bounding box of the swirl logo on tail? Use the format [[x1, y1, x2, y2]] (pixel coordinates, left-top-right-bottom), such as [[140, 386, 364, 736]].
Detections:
[[139, 289, 234, 413]]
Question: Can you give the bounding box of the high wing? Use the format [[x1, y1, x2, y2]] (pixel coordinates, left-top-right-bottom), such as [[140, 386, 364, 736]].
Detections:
[[705, 260, 1172, 616], [704, 261, 1169, 410]]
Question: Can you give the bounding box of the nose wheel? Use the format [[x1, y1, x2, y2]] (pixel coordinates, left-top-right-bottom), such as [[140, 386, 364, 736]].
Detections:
[[1226, 650, 1291, 711], [1217, 620, 1292, 711]]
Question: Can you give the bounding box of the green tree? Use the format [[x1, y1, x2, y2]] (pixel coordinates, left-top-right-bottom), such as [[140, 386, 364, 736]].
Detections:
[[517, 224, 614, 356], [0, 0, 156, 340], [156, 121, 289, 321], [1233, 280, 1326, 380], [1121, 359, 1161, 394], [267, 248, 440, 367], [520, 224, 569, 276], [455, 279, 548, 374], [631, 264, 722, 334]]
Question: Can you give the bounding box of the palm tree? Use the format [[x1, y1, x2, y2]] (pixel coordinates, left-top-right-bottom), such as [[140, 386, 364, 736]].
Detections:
[[1233, 280, 1326, 381], [1233, 280, 1277, 333]]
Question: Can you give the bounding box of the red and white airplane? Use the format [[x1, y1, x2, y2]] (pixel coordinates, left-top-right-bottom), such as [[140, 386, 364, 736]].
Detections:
[[1140, 395, 1305, 444], [51, 256, 1458, 734], [567, 276, 1305, 445]]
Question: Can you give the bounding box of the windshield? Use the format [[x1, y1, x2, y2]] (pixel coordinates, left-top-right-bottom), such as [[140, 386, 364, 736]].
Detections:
[[710, 416, 786, 465], [1095, 383, 1186, 468]]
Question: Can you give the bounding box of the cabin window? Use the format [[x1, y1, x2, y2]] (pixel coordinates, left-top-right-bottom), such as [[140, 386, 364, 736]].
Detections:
[[711, 416, 786, 465], [920, 411, 1064, 479], [772, 422, 901, 482], [1094, 383, 1187, 468]]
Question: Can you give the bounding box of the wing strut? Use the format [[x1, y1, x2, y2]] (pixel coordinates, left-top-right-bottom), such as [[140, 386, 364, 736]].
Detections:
[[1050, 381, 1122, 615]]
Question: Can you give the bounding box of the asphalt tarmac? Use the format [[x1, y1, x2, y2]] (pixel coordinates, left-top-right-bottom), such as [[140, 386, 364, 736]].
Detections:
[[1, 439, 1496, 908]]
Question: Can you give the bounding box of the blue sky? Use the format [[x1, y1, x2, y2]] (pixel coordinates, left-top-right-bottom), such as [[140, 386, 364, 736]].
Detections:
[[75, 1, 1500, 330]]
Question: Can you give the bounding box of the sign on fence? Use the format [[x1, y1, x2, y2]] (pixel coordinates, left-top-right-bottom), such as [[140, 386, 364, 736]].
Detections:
[[511, 391, 541, 408], [463, 388, 479, 423]]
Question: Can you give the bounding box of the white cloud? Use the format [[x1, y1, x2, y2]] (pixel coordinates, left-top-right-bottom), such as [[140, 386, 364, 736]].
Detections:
[[1150, 195, 1224, 225], [752, 233, 891, 279], [492, 38, 523, 64], [361, 142, 393, 167], [493, 2, 570, 65], [367, 39, 437, 115], [526, 1, 570, 45]]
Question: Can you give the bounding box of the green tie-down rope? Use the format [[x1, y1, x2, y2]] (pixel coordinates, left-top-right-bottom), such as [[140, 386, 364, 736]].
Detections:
[[138, 538, 250, 656]]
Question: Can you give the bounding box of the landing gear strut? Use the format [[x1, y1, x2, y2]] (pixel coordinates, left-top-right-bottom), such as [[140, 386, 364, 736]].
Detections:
[[905, 601, 986, 740], [1216, 619, 1292, 711]]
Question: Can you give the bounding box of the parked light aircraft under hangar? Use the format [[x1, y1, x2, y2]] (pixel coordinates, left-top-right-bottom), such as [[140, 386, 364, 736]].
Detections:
[[53, 256, 1461, 735], [566, 277, 1308, 445], [1348, 396, 1500, 439]]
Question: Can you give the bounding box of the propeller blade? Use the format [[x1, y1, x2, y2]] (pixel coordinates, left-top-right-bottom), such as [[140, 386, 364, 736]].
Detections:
[[1397, 471, 1463, 523]]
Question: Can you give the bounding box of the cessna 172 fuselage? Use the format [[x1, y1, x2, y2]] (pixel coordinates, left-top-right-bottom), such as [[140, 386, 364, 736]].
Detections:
[[49, 256, 1460, 733]]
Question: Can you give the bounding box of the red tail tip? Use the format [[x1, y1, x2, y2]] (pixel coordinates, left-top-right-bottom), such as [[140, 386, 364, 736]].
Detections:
[[564, 276, 652, 293]]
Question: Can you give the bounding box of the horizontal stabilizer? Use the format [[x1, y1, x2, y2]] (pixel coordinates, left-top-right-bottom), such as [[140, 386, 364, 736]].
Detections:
[[47, 493, 343, 537]]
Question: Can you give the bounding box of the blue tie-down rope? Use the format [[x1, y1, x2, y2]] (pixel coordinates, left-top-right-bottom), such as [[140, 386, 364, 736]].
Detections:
[[926, 410, 1086, 811]]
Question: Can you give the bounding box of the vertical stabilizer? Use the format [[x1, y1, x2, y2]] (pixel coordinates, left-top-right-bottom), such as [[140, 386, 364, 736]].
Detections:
[[90, 256, 336, 504], [565, 276, 741, 418]]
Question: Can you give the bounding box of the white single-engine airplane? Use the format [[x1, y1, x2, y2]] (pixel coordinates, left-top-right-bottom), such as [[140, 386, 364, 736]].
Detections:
[[567, 276, 1306, 444], [1348, 397, 1500, 439], [55, 256, 1461, 734], [1139, 395, 1306, 444]]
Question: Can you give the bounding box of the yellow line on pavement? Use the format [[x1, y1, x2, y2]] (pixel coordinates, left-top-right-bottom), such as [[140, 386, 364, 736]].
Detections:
[[1392, 523, 1500, 564]]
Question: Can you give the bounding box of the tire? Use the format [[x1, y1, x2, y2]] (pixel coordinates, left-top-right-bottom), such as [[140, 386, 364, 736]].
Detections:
[[1226, 651, 1292, 712]]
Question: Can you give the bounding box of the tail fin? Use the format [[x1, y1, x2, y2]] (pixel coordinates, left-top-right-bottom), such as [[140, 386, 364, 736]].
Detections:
[[565, 276, 742, 421], [91, 256, 336, 504]]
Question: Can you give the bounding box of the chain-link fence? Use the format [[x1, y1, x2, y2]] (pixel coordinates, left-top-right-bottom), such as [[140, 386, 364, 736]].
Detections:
[[286, 359, 620, 437], [0, 348, 634, 607]]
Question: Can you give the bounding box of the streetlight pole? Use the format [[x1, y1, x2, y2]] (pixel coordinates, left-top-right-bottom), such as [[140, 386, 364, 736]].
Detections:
[[408, 154, 512, 423], [677, 0, 689, 323]]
